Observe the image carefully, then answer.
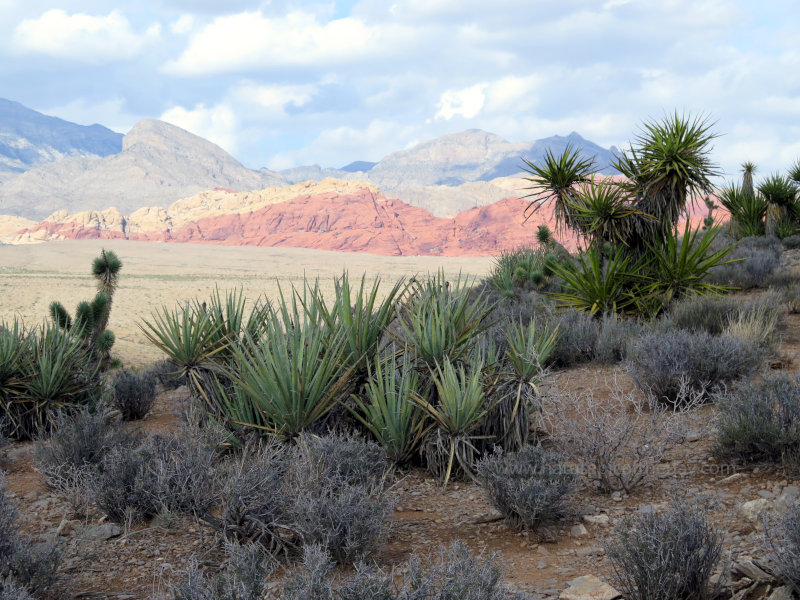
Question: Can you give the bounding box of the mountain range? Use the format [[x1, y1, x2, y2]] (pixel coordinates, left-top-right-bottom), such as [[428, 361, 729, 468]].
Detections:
[[0, 98, 620, 221]]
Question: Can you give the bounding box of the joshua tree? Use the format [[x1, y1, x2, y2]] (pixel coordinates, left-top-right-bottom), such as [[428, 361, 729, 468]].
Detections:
[[50, 249, 122, 369]]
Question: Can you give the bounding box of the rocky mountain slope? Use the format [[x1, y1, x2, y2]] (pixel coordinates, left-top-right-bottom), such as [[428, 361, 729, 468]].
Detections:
[[0, 98, 121, 180], [0, 119, 285, 219]]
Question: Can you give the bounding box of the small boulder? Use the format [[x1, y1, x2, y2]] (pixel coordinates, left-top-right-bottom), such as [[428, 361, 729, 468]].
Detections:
[[560, 575, 622, 600]]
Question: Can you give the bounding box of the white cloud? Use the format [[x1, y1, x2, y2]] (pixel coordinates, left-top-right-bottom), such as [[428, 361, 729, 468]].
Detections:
[[170, 14, 194, 34], [160, 103, 239, 154], [267, 120, 420, 170], [435, 84, 487, 120], [163, 10, 375, 75], [12, 9, 148, 63], [231, 82, 317, 114]]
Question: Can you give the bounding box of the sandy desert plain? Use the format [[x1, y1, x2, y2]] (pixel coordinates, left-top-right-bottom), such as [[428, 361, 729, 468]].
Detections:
[[0, 239, 493, 367]]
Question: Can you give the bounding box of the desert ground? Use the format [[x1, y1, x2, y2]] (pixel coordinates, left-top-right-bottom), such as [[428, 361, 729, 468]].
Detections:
[[3, 239, 800, 599], [0, 239, 493, 367]]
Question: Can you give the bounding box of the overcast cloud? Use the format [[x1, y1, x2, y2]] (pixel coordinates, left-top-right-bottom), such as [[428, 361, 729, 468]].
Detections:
[[1, 0, 798, 180]]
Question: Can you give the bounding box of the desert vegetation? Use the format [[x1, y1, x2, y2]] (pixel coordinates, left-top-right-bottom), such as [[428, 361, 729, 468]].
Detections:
[[4, 113, 800, 599]]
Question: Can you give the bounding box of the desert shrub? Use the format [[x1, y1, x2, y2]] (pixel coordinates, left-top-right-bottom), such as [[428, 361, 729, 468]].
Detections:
[[0, 582, 35, 600], [707, 235, 782, 289], [291, 432, 388, 493], [169, 542, 273, 600], [605, 498, 723, 600], [0, 474, 60, 597], [666, 294, 740, 335], [35, 407, 137, 481], [783, 234, 800, 249], [282, 540, 519, 600], [540, 309, 599, 368], [476, 445, 575, 531], [714, 373, 800, 469], [778, 282, 800, 314], [627, 329, 762, 405], [594, 314, 643, 363], [767, 502, 800, 595], [147, 359, 185, 390], [213, 433, 389, 564], [544, 386, 692, 493], [113, 370, 157, 421], [290, 479, 389, 564], [213, 444, 293, 559], [147, 431, 220, 516], [95, 443, 159, 522]]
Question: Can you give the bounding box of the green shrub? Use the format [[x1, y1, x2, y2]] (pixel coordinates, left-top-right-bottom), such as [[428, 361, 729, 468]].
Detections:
[[665, 294, 740, 335]]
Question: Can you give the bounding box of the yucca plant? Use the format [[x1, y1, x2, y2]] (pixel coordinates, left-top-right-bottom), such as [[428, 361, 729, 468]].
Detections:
[[616, 113, 720, 250], [644, 222, 737, 304], [565, 180, 651, 249], [759, 173, 799, 236], [222, 294, 354, 440], [397, 272, 493, 369], [718, 184, 767, 239], [415, 358, 488, 488], [522, 145, 596, 235], [49, 249, 122, 369], [317, 273, 406, 376], [478, 320, 558, 452], [347, 352, 428, 465], [549, 246, 647, 315], [139, 302, 228, 403], [2, 324, 101, 440]]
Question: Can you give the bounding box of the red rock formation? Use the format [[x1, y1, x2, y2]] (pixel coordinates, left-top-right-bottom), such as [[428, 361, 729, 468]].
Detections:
[[8, 185, 729, 256]]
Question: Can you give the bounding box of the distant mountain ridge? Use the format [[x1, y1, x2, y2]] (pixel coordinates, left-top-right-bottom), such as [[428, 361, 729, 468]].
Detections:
[[0, 98, 122, 179], [0, 98, 621, 220], [0, 119, 285, 219]]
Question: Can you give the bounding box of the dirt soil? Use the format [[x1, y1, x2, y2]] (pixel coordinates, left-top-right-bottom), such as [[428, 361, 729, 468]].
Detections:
[[1, 240, 799, 599]]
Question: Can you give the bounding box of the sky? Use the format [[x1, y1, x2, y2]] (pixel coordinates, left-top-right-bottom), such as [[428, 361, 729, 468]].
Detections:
[[1, 0, 799, 181]]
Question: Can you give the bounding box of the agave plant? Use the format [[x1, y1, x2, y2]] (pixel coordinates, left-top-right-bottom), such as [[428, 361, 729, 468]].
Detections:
[[415, 358, 488, 488], [643, 222, 736, 303], [222, 291, 354, 440], [139, 302, 228, 400], [549, 246, 647, 315], [478, 320, 558, 452], [1, 323, 101, 440], [347, 352, 428, 465], [718, 184, 767, 239], [316, 272, 406, 376], [521, 145, 596, 235], [396, 271, 493, 369]]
